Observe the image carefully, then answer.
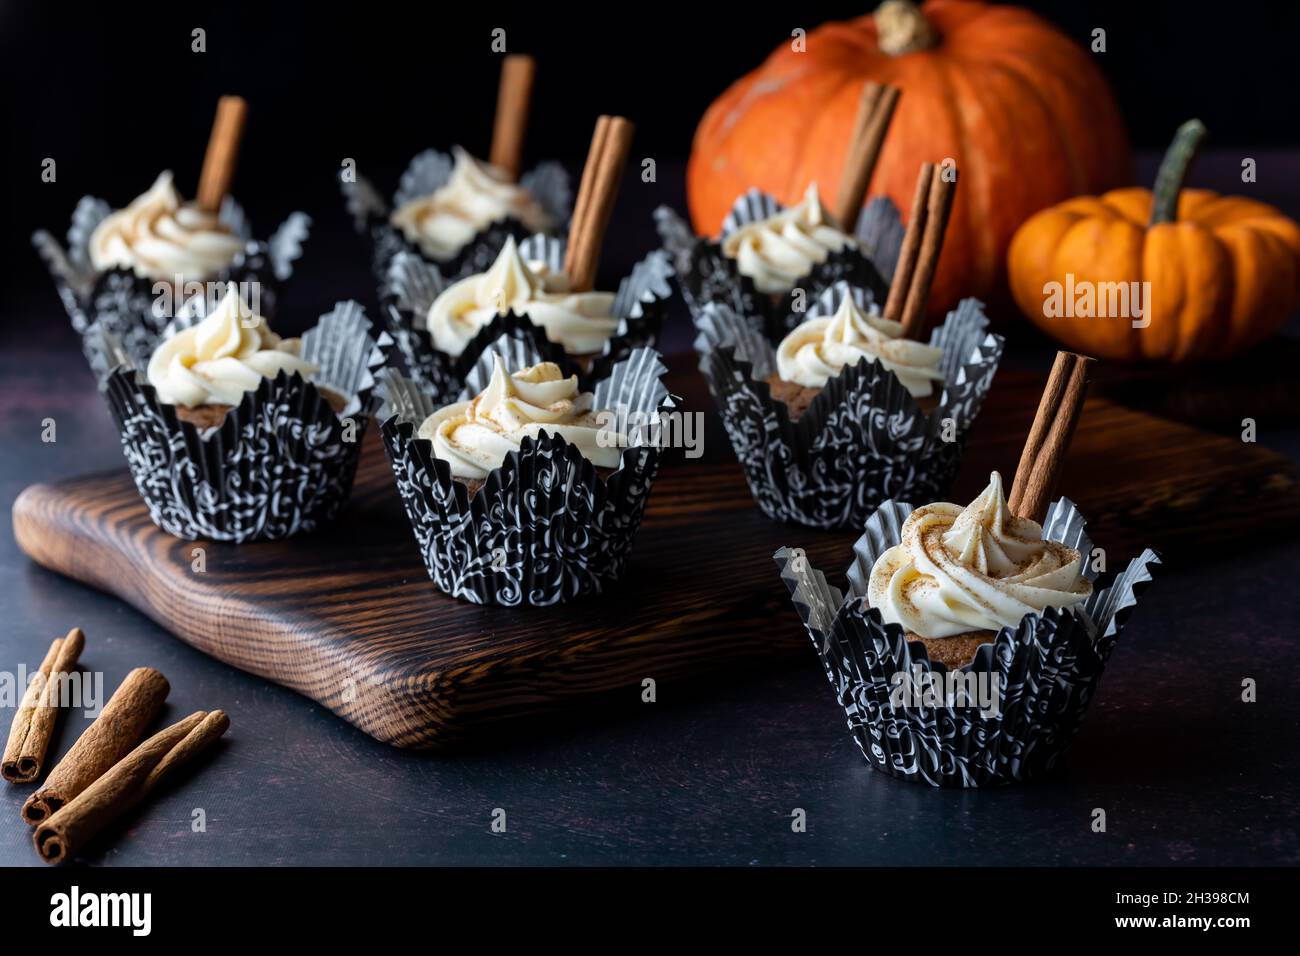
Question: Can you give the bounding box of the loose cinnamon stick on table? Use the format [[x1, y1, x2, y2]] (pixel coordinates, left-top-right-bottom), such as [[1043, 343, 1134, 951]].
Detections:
[[2, 628, 85, 783], [34, 710, 229, 865], [490, 54, 536, 180], [1008, 350, 1095, 523], [883, 163, 958, 340], [196, 95, 248, 213], [563, 114, 636, 292], [22, 666, 169, 825], [833, 81, 901, 231]]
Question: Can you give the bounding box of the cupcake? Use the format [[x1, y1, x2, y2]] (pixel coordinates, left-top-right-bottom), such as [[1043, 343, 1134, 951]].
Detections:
[[382, 232, 671, 406], [342, 57, 570, 280], [695, 280, 1003, 529], [33, 97, 311, 356], [380, 343, 672, 606], [775, 488, 1159, 787], [83, 291, 388, 542]]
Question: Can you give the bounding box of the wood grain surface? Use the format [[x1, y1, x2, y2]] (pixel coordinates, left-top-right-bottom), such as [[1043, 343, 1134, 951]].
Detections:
[[11, 367, 1299, 750]]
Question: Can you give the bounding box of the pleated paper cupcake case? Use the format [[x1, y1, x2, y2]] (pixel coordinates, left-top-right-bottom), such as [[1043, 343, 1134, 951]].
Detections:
[[379, 234, 673, 405], [379, 346, 674, 606], [340, 147, 572, 280], [32, 194, 311, 354], [88, 301, 389, 542], [697, 291, 1005, 529], [775, 498, 1161, 787], [655, 191, 904, 343]]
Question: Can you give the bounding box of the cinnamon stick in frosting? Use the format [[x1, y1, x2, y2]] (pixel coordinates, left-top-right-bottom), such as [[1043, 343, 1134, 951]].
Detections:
[[1008, 350, 1095, 523], [21, 667, 169, 825], [833, 81, 900, 232], [2, 628, 85, 783], [490, 54, 536, 180], [563, 115, 636, 292], [197, 95, 248, 213], [884, 162, 957, 341], [34, 710, 230, 865]]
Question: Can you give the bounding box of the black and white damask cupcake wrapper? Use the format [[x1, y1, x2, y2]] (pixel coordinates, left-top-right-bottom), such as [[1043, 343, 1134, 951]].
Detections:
[[775, 499, 1161, 787], [654, 191, 903, 343], [340, 148, 572, 281], [83, 301, 389, 543], [379, 345, 673, 607], [697, 284, 1004, 529], [380, 234, 673, 405], [33, 195, 311, 360]]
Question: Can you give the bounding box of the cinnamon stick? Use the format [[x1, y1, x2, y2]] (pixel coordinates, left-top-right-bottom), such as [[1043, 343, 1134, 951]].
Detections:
[[22, 667, 169, 825], [833, 81, 900, 231], [1008, 351, 1095, 523], [2, 628, 85, 783], [197, 95, 248, 213], [882, 162, 933, 325], [34, 710, 229, 865], [563, 114, 636, 292], [489, 54, 536, 180], [898, 164, 957, 340]]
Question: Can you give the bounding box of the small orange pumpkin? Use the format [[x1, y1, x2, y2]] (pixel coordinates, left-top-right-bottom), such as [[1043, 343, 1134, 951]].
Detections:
[[1009, 120, 1300, 362]]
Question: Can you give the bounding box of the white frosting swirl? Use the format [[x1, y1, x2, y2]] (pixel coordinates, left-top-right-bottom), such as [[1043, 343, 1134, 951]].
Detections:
[[89, 171, 244, 282], [868, 472, 1092, 639], [146, 287, 317, 407], [776, 294, 945, 397], [390, 146, 553, 262], [419, 354, 620, 480], [424, 236, 618, 356], [721, 183, 856, 294]]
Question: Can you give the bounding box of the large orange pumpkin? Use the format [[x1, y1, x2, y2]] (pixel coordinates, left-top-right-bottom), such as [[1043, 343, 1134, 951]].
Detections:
[[1008, 120, 1300, 362], [686, 0, 1130, 316]]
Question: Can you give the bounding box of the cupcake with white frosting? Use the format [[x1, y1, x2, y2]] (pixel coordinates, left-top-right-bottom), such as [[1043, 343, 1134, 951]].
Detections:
[[693, 281, 1004, 529], [84, 294, 388, 542], [380, 345, 671, 606], [390, 147, 553, 264], [380, 233, 672, 406], [343, 144, 571, 280], [720, 184, 856, 296], [34, 172, 311, 352], [775, 479, 1160, 787]]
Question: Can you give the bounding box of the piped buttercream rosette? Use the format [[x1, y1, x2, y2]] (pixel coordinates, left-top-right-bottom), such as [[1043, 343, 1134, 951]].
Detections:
[[341, 145, 572, 281], [694, 281, 1005, 529], [774, 494, 1160, 787], [33, 172, 311, 359]]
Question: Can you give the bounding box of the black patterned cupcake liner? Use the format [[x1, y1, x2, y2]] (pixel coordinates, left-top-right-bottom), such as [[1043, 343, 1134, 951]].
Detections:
[[696, 283, 1004, 529], [340, 148, 572, 281], [775, 498, 1161, 787], [33, 194, 311, 364], [82, 301, 389, 543], [379, 344, 673, 606], [655, 189, 903, 343], [380, 233, 673, 405]]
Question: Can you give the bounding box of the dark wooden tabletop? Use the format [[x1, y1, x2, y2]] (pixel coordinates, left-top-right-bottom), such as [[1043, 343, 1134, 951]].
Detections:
[[2, 151, 1299, 866]]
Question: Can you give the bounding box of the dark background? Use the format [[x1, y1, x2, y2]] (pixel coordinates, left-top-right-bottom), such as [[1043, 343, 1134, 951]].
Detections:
[[4, 0, 1299, 316]]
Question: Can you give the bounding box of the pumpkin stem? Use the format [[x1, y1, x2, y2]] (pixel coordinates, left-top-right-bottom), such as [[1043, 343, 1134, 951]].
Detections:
[[876, 0, 938, 56], [1149, 119, 1207, 226]]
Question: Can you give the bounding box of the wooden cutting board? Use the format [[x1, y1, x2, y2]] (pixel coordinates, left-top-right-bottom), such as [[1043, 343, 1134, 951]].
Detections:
[[12, 366, 1300, 749]]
